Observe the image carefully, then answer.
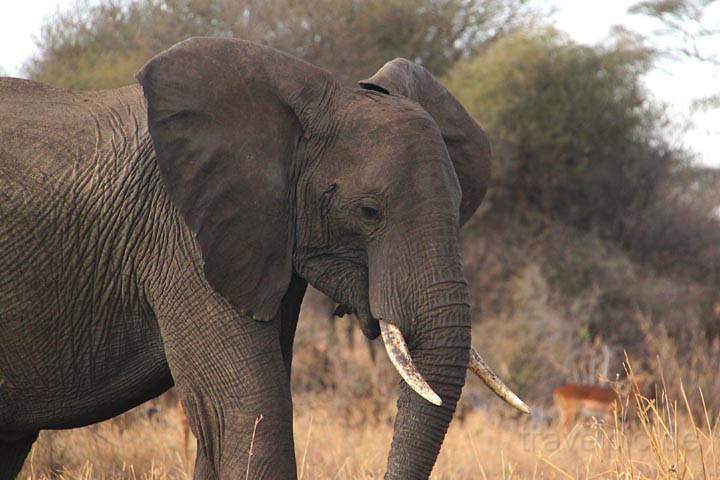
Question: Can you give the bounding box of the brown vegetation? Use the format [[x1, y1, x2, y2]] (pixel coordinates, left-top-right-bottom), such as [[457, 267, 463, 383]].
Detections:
[[16, 300, 720, 479], [17, 360, 720, 478]]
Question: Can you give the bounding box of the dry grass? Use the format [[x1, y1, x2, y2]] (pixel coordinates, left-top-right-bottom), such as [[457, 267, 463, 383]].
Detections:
[[18, 376, 720, 480], [16, 306, 720, 479]]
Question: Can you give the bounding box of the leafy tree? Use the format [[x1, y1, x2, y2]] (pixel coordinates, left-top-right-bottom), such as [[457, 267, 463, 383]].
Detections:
[[446, 30, 669, 232], [446, 28, 720, 281], [26, 0, 536, 91]]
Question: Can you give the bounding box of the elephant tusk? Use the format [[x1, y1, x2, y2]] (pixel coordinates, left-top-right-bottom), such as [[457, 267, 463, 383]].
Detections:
[[469, 347, 530, 414], [379, 320, 443, 406]]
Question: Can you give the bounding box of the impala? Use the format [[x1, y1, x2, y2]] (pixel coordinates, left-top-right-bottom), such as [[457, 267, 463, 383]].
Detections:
[[553, 374, 650, 428], [553, 383, 620, 428]]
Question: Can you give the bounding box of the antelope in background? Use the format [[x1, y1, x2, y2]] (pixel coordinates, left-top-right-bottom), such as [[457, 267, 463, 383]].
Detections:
[[553, 373, 652, 428], [553, 383, 620, 428], [553, 343, 652, 428]]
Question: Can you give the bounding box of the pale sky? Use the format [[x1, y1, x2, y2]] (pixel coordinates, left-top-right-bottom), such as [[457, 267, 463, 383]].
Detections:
[[1, 0, 718, 167]]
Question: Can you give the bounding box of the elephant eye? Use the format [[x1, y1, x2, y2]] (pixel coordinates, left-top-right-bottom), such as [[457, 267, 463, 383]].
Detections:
[[360, 206, 382, 223]]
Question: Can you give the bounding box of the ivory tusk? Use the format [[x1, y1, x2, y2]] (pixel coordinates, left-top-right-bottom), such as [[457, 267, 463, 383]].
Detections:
[[469, 347, 530, 414], [379, 320, 443, 406]]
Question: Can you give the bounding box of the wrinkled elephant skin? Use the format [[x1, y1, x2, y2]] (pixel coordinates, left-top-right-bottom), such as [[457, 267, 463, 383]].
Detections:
[[0, 37, 504, 479]]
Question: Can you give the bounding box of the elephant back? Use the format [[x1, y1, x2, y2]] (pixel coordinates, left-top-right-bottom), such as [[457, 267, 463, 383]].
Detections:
[[0, 79, 148, 187]]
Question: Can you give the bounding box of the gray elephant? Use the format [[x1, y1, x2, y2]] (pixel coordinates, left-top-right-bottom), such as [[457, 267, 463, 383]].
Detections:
[[0, 37, 528, 479]]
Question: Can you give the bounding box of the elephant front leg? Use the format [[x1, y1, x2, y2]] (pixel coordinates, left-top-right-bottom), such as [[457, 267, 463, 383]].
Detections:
[[156, 290, 297, 479], [183, 364, 294, 478]]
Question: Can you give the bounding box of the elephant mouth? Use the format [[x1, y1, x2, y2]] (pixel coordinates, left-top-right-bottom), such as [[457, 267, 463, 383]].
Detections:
[[336, 304, 381, 339]]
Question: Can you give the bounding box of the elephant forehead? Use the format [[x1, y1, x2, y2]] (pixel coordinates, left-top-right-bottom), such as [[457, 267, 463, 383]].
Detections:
[[345, 93, 442, 140], [318, 92, 460, 204], [331, 139, 460, 213], [336, 100, 449, 166]]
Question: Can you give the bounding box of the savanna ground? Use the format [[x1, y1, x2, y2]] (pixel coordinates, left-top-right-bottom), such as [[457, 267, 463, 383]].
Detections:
[[17, 294, 720, 480]]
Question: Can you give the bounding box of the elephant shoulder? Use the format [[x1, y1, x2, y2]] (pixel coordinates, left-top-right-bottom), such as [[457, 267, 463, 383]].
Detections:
[[0, 77, 71, 99], [0, 78, 84, 140], [0, 79, 147, 175], [0, 78, 143, 131]]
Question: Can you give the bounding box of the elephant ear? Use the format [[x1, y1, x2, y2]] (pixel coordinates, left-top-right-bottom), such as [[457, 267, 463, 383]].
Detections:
[[137, 37, 335, 321], [359, 59, 490, 225]]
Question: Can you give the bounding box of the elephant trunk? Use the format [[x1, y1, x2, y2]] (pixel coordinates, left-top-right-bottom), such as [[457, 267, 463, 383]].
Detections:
[[384, 301, 471, 480], [368, 223, 472, 479], [368, 211, 528, 478]]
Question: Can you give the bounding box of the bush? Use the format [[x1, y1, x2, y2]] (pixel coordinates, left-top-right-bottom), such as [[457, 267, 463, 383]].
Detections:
[[26, 0, 535, 90], [445, 30, 680, 238]]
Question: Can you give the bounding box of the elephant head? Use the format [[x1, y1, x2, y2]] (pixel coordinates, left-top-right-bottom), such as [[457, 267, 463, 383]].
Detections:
[[138, 37, 527, 479]]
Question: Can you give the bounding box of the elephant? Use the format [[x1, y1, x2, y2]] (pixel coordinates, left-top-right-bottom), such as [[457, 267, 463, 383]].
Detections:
[[0, 37, 528, 479]]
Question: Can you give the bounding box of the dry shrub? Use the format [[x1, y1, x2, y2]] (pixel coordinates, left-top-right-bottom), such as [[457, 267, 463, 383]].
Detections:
[[291, 302, 398, 428], [459, 206, 719, 410], [636, 310, 720, 419]]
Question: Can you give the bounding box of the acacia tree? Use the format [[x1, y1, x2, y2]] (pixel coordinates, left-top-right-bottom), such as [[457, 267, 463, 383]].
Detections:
[[625, 0, 720, 283], [26, 0, 536, 90]]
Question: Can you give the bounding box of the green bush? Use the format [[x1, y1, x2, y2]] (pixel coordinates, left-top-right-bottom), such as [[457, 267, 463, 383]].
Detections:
[[445, 30, 674, 236]]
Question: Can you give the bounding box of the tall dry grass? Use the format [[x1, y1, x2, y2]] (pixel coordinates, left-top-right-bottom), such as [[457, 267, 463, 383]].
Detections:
[[16, 297, 720, 479], [17, 385, 720, 479], [18, 353, 720, 479]]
